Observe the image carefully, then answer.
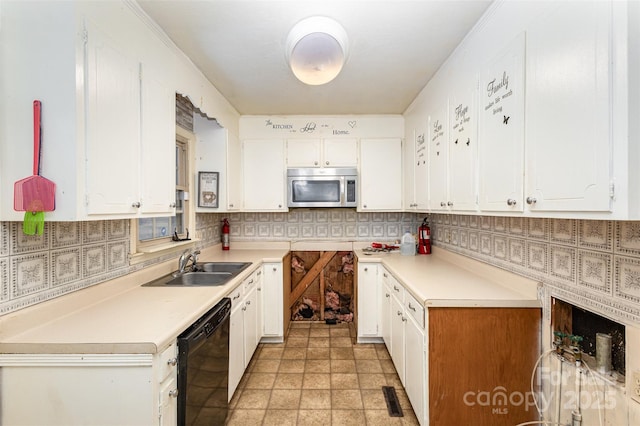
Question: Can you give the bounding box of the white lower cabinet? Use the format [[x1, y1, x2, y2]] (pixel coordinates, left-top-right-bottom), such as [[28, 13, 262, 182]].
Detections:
[[0, 349, 177, 426], [377, 265, 428, 426], [228, 285, 245, 399], [261, 262, 284, 340], [357, 263, 380, 341], [390, 291, 406, 384], [228, 262, 285, 399]]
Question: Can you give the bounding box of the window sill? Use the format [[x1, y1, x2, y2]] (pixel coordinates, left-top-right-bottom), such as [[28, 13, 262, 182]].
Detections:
[[130, 239, 199, 266]]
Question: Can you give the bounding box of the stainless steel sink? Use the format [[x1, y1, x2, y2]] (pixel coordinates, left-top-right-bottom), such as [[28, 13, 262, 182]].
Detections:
[[142, 262, 252, 287], [194, 262, 252, 274], [167, 271, 232, 286]]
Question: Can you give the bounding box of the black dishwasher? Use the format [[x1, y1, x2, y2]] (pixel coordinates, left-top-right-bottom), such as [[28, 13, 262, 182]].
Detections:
[[177, 297, 231, 426]]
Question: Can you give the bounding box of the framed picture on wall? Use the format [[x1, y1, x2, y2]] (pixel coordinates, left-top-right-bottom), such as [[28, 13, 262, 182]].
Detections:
[[198, 171, 219, 208]]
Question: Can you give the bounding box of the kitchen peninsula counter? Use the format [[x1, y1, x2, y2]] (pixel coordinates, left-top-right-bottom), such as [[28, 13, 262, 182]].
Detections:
[[0, 245, 289, 355], [355, 247, 540, 308]]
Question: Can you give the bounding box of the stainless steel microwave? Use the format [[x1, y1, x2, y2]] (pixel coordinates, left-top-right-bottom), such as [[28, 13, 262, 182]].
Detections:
[[287, 168, 357, 208]]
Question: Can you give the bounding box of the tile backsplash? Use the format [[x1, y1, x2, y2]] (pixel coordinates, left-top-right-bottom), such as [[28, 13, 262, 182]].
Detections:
[[430, 214, 640, 327], [0, 211, 420, 315]]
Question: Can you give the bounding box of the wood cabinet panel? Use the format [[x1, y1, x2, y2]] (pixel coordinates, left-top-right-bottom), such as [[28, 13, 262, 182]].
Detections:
[[429, 307, 541, 426]]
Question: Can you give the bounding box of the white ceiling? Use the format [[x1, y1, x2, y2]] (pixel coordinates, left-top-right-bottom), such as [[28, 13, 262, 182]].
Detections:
[[137, 0, 493, 115]]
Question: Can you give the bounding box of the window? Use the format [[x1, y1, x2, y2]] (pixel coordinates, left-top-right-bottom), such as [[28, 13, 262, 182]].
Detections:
[[131, 127, 195, 260]]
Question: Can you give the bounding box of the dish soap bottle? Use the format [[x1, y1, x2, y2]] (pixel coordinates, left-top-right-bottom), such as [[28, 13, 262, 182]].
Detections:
[[400, 230, 416, 256]]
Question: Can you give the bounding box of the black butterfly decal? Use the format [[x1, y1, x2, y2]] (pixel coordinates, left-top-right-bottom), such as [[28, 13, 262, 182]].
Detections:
[[466, 138, 470, 146], [454, 139, 459, 145], [503, 115, 510, 125]]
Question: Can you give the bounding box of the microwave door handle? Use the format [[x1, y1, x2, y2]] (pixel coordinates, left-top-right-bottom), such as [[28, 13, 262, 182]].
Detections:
[[340, 177, 345, 206]]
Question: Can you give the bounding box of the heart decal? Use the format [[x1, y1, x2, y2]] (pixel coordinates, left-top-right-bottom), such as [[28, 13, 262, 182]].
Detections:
[[348, 121, 356, 128]]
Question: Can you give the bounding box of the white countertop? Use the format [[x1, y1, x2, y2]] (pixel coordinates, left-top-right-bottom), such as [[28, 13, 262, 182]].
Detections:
[[356, 247, 540, 308], [0, 244, 539, 356], [0, 246, 289, 355]]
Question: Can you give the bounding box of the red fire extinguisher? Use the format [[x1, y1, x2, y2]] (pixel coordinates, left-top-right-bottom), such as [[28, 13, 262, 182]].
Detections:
[[222, 218, 230, 251], [418, 218, 431, 255]]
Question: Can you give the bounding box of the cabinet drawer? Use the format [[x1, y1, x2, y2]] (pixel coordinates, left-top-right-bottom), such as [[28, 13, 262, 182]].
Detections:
[[229, 285, 244, 307], [243, 269, 259, 292], [383, 270, 404, 302], [405, 292, 425, 329], [157, 343, 177, 382]]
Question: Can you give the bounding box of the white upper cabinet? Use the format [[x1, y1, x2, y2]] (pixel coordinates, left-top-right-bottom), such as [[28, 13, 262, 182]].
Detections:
[[322, 138, 358, 167], [287, 139, 322, 167], [195, 117, 241, 212], [427, 105, 449, 211], [359, 138, 403, 211], [85, 23, 141, 215], [242, 139, 287, 211], [524, 1, 612, 213], [448, 84, 478, 211], [140, 65, 176, 215], [287, 138, 357, 167], [478, 33, 526, 213]]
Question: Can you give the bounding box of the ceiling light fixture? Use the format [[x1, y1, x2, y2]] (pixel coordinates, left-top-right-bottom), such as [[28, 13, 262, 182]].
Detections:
[[286, 16, 349, 86]]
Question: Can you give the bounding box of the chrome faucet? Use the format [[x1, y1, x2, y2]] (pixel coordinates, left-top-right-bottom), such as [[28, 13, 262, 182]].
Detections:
[[178, 249, 201, 273]]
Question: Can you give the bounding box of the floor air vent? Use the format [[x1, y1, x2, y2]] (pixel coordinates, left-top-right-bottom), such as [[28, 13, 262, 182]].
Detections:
[[382, 386, 404, 417]]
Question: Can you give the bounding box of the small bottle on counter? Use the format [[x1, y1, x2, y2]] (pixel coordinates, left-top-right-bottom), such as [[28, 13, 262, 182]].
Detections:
[[400, 230, 416, 256]]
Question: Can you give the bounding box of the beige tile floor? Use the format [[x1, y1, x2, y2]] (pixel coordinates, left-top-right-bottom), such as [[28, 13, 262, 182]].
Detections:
[[226, 321, 419, 425]]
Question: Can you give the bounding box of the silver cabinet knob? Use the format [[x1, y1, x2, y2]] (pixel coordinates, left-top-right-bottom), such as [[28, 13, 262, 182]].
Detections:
[[447, 201, 453, 207], [278, 204, 282, 208], [363, 204, 367, 208], [385, 293, 390, 298], [229, 203, 234, 208], [440, 202, 446, 207], [273, 267, 277, 271], [167, 357, 177, 367], [526, 197, 537, 205], [169, 202, 176, 208], [397, 311, 402, 316], [132, 202, 141, 208], [314, 161, 318, 165], [364, 267, 368, 272], [246, 300, 251, 305], [257, 287, 262, 291], [402, 316, 407, 322], [169, 389, 179, 398], [325, 161, 330, 165], [507, 199, 517, 206]]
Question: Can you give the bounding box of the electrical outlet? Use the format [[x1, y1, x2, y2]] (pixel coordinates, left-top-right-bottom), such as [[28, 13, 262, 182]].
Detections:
[[633, 371, 640, 403]]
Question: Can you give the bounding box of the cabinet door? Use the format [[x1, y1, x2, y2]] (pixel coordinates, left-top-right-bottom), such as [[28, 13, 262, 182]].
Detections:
[[359, 138, 402, 211], [405, 316, 426, 425], [85, 24, 140, 215], [159, 376, 178, 426], [262, 263, 283, 337], [256, 269, 264, 343], [390, 295, 405, 384], [323, 138, 357, 167], [449, 84, 478, 212], [478, 34, 525, 212], [357, 263, 379, 338], [414, 129, 429, 210], [140, 64, 175, 215], [243, 285, 258, 368], [403, 130, 417, 210], [287, 139, 321, 167], [380, 281, 392, 350], [428, 106, 449, 211], [228, 305, 244, 399], [226, 131, 242, 210], [242, 139, 286, 211], [525, 1, 611, 212]]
